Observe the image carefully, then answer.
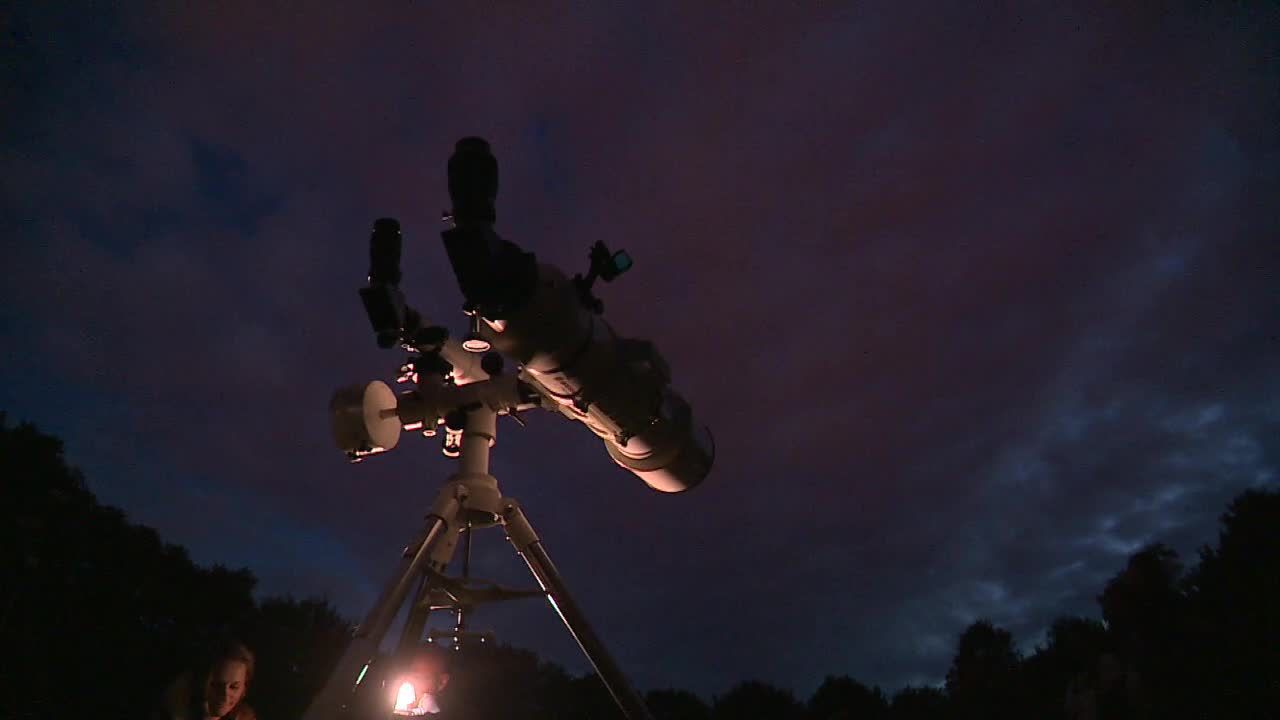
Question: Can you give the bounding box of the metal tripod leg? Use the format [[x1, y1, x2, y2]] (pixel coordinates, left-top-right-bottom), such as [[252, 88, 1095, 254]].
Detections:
[[302, 489, 462, 720], [397, 571, 436, 656], [503, 500, 654, 720]]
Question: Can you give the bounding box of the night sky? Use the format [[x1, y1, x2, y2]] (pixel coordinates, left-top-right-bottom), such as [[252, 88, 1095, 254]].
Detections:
[[3, 1, 1278, 699]]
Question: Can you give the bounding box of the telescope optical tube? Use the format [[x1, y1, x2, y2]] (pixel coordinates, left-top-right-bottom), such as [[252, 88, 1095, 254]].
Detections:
[[478, 263, 712, 492], [442, 138, 713, 492]]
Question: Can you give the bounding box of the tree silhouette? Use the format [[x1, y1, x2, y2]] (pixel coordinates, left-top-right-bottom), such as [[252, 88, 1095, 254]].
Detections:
[[1020, 617, 1109, 718], [542, 671, 621, 720], [1184, 489, 1280, 717], [888, 686, 947, 719], [1098, 543, 1184, 648], [647, 689, 712, 720], [807, 675, 888, 719], [1, 414, 259, 717], [713, 680, 803, 720], [945, 620, 1019, 719], [1096, 543, 1189, 717], [0, 415, 343, 719], [240, 597, 351, 720], [1044, 617, 1109, 670]]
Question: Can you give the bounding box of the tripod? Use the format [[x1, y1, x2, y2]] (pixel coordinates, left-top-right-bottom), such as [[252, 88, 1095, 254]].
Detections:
[[303, 399, 655, 720]]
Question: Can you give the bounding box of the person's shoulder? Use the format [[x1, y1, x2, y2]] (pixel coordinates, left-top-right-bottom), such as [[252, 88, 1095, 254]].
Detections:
[[231, 703, 259, 720]]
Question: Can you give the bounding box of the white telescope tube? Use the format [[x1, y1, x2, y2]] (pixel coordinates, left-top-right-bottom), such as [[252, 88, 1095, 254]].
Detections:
[[480, 263, 713, 492]]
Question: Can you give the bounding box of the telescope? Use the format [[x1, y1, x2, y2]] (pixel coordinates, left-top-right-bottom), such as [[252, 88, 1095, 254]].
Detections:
[[334, 137, 712, 492], [308, 138, 713, 720]]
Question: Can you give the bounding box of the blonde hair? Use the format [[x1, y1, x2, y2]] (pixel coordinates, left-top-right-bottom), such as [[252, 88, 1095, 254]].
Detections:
[[204, 640, 256, 686], [157, 639, 258, 720]]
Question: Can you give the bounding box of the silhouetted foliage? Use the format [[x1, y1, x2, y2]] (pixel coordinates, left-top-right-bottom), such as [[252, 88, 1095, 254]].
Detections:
[[446, 643, 548, 719], [1182, 489, 1280, 717], [545, 672, 622, 720], [0, 415, 347, 719], [240, 597, 352, 720], [713, 681, 803, 720], [888, 686, 947, 719], [1045, 617, 1110, 671], [445, 642, 627, 720], [647, 688, 712, 720], [1019, 617, 1110, 718], [1099, 543, 1185, 647], [807, 675, 888, 719], [945, 620, 1019, 719], [5, 414, 1279, 719]]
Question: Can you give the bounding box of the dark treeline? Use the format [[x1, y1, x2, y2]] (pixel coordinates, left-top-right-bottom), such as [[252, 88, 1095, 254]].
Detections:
[[0, 415, 351, 720], [2, 415, 1276, 719]]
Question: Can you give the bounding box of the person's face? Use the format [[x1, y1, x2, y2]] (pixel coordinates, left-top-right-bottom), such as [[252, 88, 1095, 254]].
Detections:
[[407, 657, 448, 695], [204, 660, 248, 718]]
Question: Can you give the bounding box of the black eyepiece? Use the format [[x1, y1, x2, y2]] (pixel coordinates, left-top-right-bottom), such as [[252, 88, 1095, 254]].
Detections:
[[448, 138, 498, 225], [368, 217, 402, 286]]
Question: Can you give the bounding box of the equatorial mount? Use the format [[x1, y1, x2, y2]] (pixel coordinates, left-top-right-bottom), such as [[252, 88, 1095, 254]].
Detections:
[[311, 398, 656, 720]]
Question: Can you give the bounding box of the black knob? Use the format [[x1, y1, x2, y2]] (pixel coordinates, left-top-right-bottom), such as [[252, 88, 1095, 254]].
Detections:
[[480, 352, 505, 376], [444, 409, 468, 432]]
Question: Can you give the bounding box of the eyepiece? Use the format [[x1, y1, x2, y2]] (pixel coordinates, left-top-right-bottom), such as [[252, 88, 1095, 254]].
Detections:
[[361, 218, 407, 348], [369, 218, 403, 286], [448, 138, 498, 225]]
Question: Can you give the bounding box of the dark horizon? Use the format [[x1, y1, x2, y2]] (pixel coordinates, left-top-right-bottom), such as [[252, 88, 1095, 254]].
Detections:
[[6, 413, 1278, 720], [2, 1, 1278, 700]]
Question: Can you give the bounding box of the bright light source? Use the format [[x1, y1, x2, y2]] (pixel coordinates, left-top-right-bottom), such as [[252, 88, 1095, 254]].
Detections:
[[462, 335, 491, 353], [394, 682, 416, 712]]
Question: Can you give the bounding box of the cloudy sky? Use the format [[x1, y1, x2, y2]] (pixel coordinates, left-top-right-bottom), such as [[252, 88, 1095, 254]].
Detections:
[[2, 1, 1277, 698]]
